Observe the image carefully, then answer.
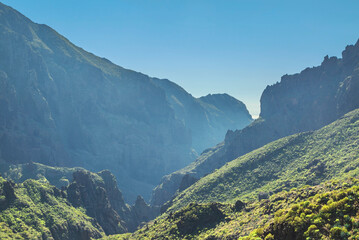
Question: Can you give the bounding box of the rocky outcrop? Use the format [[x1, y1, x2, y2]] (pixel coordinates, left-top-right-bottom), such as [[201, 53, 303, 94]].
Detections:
[[66, 170, 126, 235], [66, 169, 159, 234], [0, 3, 252, 202], [152, 39, 359, 206], [132, 195, 160, 228]]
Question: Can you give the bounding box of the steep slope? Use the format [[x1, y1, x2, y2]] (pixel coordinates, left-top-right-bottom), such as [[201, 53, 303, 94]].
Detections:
[[108, 179, 359, 240], [152, 39, 359, 206], [0, 176, 105, 240], [0, 3, 251, 202], [152, 78, 252, 154], [164, 108, 359, 212]]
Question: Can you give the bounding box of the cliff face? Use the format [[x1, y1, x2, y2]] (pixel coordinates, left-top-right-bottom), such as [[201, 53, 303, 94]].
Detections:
[[0, 3, 252, 202], [66, 170, 127, 235], [225, 44, 359, 161], [66, 170, 159, 234], [151, 39, 359, 206]]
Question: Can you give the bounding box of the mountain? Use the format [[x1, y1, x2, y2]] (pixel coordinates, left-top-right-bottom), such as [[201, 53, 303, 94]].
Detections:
[[0, 2, 252, 202], [152, 78, 252, 154], [151, 39, 359, 206], [111, 108, 359, 239]]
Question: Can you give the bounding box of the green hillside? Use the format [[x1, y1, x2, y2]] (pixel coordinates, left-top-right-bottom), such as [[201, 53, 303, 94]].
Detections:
[[104, 108, 359, 239], [246, 181, 359, 240], [108, 178, 359, 239], [0, 177, 105, 239], [165, 108, 359, 212]]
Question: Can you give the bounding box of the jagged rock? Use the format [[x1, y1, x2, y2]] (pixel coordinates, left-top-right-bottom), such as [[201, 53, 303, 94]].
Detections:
[[132, 195, 160, 229], [66, 170, 126, 235]]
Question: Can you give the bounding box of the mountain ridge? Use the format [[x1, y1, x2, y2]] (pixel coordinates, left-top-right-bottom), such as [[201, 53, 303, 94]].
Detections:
[[151, 38, 359, 206]]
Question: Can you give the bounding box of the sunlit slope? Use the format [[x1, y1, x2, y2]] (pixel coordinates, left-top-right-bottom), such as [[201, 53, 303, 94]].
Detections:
[[107, 178, 359, 240], [166, 108, 359, 212]]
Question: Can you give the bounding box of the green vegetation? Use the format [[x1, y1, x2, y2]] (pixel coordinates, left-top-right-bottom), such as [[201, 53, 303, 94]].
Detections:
[[167, 109, 359, 212], [105, 178, 359, 239], [244, 180, 359, 240], [0, 176, 104, 239]]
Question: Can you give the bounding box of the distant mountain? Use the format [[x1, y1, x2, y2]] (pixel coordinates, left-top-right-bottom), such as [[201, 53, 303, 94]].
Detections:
[[151, 39, 359, 206], [152, 78, 252, 153], [0, 3, 252, 202]]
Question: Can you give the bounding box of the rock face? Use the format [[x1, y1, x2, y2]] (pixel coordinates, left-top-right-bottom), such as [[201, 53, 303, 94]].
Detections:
[[151, 39, 359, 206], [0, 3, 252, 202], [66, 170, 159, 233], [132, 195, 160, 228], [67, 170, 126, 235]]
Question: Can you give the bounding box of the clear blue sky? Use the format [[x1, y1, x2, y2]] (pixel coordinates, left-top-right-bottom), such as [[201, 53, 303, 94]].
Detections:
[[2, 0, 359, 117]]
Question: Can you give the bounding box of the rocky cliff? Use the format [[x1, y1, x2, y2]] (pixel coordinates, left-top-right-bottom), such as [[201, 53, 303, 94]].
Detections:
[[66, 169, 159, 233], [0, 3, 251, 202], [151, 39, 359, 206]]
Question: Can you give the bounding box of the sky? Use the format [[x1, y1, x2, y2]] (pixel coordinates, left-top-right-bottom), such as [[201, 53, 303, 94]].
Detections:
[[2, 0, 359, 117]]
